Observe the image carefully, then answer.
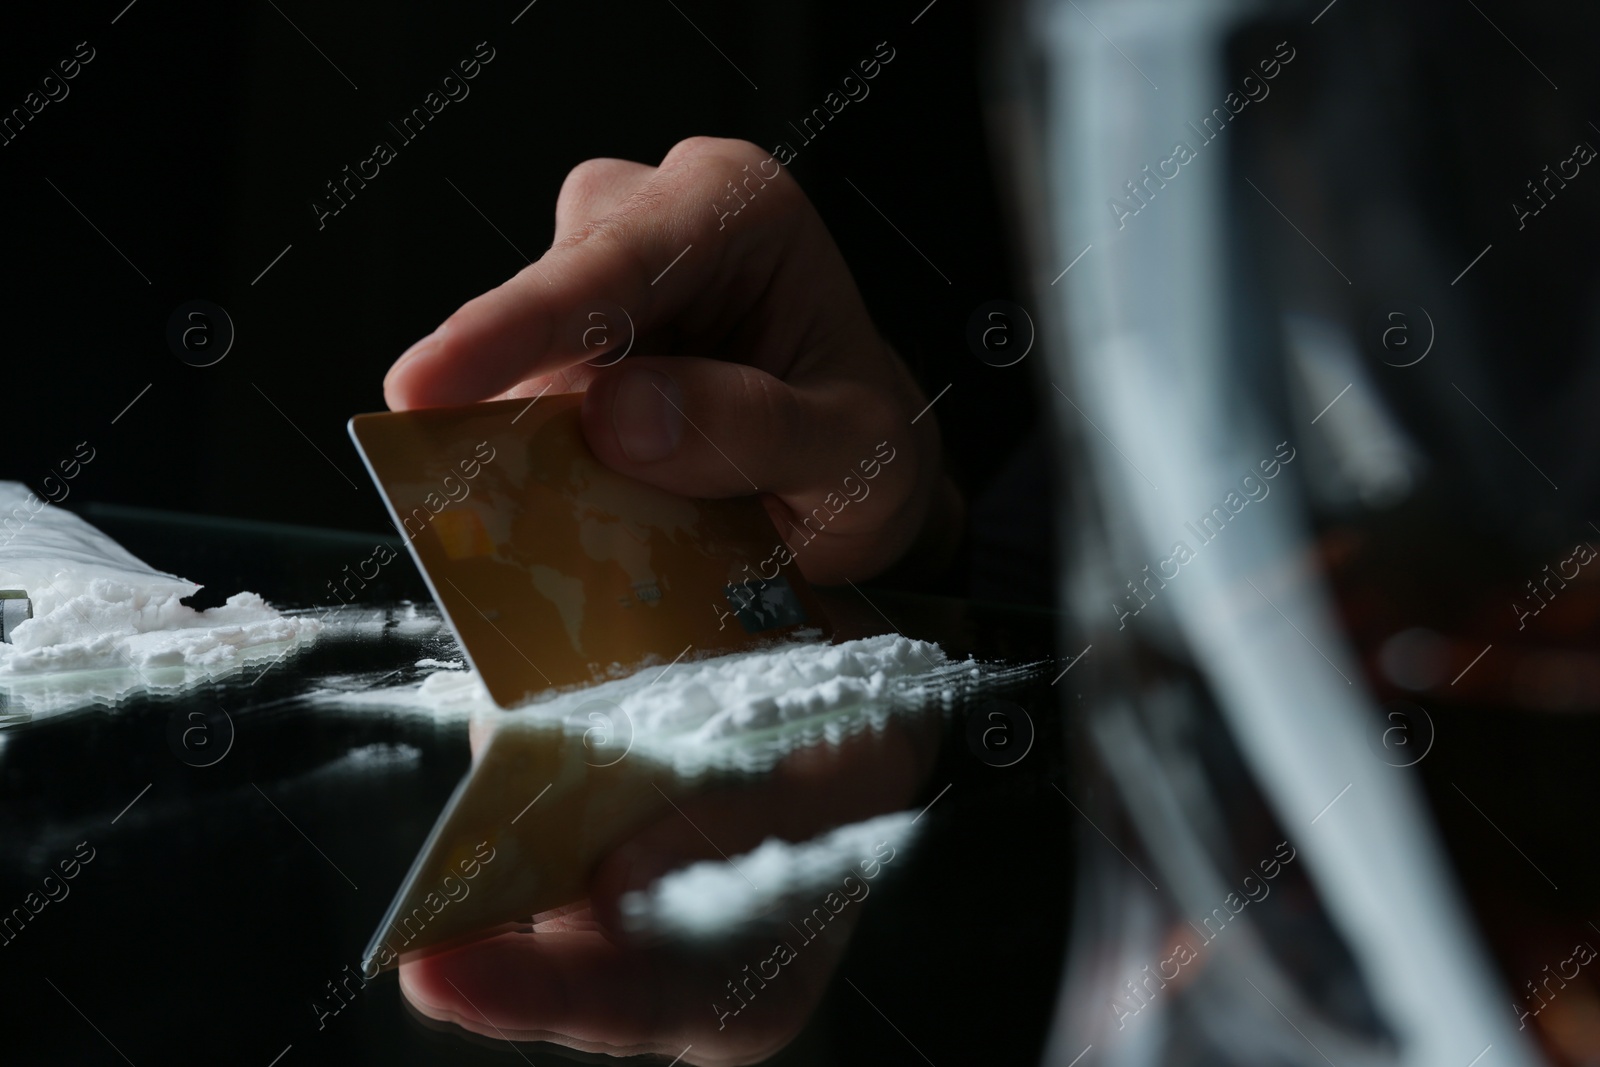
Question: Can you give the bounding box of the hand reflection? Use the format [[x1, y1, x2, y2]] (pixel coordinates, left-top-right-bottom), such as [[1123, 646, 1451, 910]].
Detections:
[[399, 703, 941, 1065]]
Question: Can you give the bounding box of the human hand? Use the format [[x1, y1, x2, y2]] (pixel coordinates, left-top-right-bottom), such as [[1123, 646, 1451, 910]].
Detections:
[[384, 136, 962, 584]]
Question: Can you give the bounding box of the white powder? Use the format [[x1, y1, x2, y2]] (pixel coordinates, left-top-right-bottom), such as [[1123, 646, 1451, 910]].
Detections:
[[322, 633, 947, 729], [315, 633, 969, 772], [600, 633, 948, 743], [390, 603, 444, 635], [342, 741, 423, 769], [316, 663, 491, 718], [620, 810, 917, 938], [0, 482, 319, 713]]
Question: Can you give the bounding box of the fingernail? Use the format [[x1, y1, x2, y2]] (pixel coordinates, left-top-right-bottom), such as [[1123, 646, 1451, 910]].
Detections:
[[612, 368, 683, 463]]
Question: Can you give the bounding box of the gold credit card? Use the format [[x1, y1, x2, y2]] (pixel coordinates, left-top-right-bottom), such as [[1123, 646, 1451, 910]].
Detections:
[[348, 393, 830, 706]]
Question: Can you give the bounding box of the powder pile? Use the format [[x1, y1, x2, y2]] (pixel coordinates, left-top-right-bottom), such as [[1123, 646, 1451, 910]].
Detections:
[[318, 633, 963, 771], [584, 633, 947, 743], [620, 810, 918, 937], [0, 482, 319, 704]]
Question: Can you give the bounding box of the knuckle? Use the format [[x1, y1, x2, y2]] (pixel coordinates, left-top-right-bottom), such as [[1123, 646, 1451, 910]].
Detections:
[[552, 176, 665, 256], [720, 138, 777, 170], [662, 135, 727, 165], [550, 212, 616, 252], [664, 137, 793, 189], [555, 158, 651, 231], [556, 158, 614, 211], [611, 185, 666, 224]]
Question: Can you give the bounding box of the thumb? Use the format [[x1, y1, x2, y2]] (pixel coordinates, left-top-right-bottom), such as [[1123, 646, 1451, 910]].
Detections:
[[579, 356, 920, 582]]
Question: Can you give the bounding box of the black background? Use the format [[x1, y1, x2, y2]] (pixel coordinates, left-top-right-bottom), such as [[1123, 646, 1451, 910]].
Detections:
[[0, 0, 1036, 583]]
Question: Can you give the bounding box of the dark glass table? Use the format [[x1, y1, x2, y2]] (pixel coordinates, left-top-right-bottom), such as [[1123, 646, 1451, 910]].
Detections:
[[0, 504, 1071, 1066], [6, 503, 1594, 1065]]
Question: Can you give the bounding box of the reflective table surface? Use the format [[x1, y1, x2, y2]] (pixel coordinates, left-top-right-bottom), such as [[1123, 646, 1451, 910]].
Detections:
[[4, 505, 1597, 1065], [0, 505, 1069, 1066]]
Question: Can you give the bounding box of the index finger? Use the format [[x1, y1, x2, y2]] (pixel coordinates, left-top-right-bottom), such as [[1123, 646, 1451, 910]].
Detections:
[[384, 137, 806, 410]]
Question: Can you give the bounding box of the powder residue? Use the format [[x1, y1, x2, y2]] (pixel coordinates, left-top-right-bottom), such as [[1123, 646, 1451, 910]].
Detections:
[[603, 633, 947, 743], [0, 586, 312, 676], [314, 633, 968, 772], [0, 482, 319, 700], [323, 634, 946, 730]]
